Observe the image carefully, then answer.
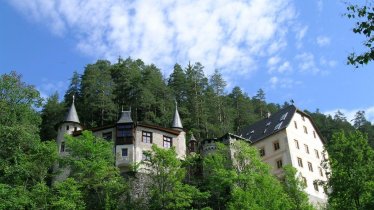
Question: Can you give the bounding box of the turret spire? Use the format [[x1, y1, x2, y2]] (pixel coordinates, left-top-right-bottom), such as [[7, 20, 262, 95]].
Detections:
[[172, 101, 183, 129], [64, 96, 80, 123]]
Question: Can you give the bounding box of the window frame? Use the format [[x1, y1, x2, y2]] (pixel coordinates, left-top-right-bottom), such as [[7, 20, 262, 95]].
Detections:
[[315, 149, 320, 159], [276, 158, 283, 169], [303, 126, 308, 134], [273, 141, 280, 151], [319, 167, 324, 177], [313, 181, 319, 191], [294, 121, 298, 129], [302, 176, 307, 186], [308, 162, 313, 172], [121, 148, 128, 157], [297, 157, 303, 168], [163, 136, 172, 148], [304, 144, 309, 154], [61, 142, 65, 152], [142, 131, 153, 144], [259, 147, 265, 157], [294, 139, 299, 149]]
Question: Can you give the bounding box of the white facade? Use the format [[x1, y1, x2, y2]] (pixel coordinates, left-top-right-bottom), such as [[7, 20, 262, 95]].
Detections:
[[200, 106, 329, 208], [56, 104, 186, 175]]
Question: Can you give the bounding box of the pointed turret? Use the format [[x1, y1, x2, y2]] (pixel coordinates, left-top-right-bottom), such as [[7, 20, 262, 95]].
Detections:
[[188, 133, 198, 154], [172, 101, 183, 130], [64, 96, 80, 123], [117, 110, 133, 124]]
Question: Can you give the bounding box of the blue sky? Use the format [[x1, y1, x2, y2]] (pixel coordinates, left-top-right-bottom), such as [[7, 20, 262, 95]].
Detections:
[[1, 0, 374, 122]]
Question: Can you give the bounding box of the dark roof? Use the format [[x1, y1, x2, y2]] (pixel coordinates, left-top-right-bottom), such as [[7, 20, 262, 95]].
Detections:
[[117, 111, 133, 123], [64, 102, 80, 123], [237, 105, 297, 143], [237, 105, 326, 144], [137, 123, 181, 135]]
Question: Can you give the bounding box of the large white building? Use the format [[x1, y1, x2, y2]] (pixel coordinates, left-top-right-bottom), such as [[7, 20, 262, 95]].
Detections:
[[200, 105, 328, 206], [56, 100, 186, 174], [57, 101, 327, 206]]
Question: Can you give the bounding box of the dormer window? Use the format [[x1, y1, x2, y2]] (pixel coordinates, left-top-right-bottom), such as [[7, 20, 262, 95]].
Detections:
[[274, 122, 283, 130], [266, 121, 271, 126], [280, 112, 288, 121]]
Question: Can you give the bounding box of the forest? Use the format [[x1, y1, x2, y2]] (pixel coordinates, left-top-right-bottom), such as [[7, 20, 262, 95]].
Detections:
[[40, 58, 374, 147], [1, 58, 373, 209]]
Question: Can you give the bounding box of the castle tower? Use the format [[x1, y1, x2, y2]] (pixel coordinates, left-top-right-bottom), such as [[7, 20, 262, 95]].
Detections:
[[56, 96, 82, 153], [171, 101, 183, 131], [187, 133, 198, 154], [171, 101, 186, 158]]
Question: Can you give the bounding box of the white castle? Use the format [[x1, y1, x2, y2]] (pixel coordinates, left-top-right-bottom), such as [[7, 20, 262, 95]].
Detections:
[[56, 101, 328, 207]]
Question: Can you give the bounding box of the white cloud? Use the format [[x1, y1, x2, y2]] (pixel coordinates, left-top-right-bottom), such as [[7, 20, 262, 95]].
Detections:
[[268, 76, 301, 89], [324, 106, 374, 124], [296, 52, 320, 74], [316, 36, 331, 47], [37, 78, 68, 102], [9, 0, 297, 77], [320, 57, 337, 68], [294, 25, 308, 49]]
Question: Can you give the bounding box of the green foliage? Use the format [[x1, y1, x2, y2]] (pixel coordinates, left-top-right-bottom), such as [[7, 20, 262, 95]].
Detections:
[[346, 3, 374, 67], [203, 141, 296, 210], [145, 144, 209, 210], [51, 178, 85, 210], [282, 165, 315, 210], [40, 92, 65, 141], [64, 131, 127, 210], [80, 60, 117, 127], [324, 131, 374, 210]]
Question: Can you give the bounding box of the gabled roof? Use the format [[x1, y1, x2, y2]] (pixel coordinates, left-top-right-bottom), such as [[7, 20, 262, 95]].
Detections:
[[237, 105, 296, 143], [64, 101, 80, 123], [117, 111, 133, 124], [237, 105, 326, 144]]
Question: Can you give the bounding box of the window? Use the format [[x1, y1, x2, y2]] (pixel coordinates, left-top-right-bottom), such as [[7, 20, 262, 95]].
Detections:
[[319, 167, 324, 177], [266, 121, 271, 126], [259, 148, 265, 157], [294, 121, 298, 129], [294, 139, 299, 149], [302, 116, 305, 121], [117, 124, 133, 137], [66, 125, 69, 131], [313, 131, 317, 138], [121, 148, 128, 157], [273, 141, 280, 151], [142, 131, 152, 143], [303, 126, 308, 134], [308, 162, 313, 172], [302, 176, 307, 186], [163, 136, 172, 148], [280, 112, 288, 121], [304, 144, 309, 154], [142, 151, 151, 161], [61, 142, 65, 152], [276, 159, 283, 169], [74, 126, 77, 131], [274, 122, 283, 130], [297, 157, 303, 167], [313, 181, 319, 191], [102, 132, 112, 141], [315, 149, 320, 159]]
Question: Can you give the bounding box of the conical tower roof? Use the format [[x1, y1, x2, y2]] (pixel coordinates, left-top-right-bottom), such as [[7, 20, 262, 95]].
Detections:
[[64, 99, 80, 123], [117, 110, 133, 124], [172, 101, 183, 129], [189, 133, 197, 142]]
